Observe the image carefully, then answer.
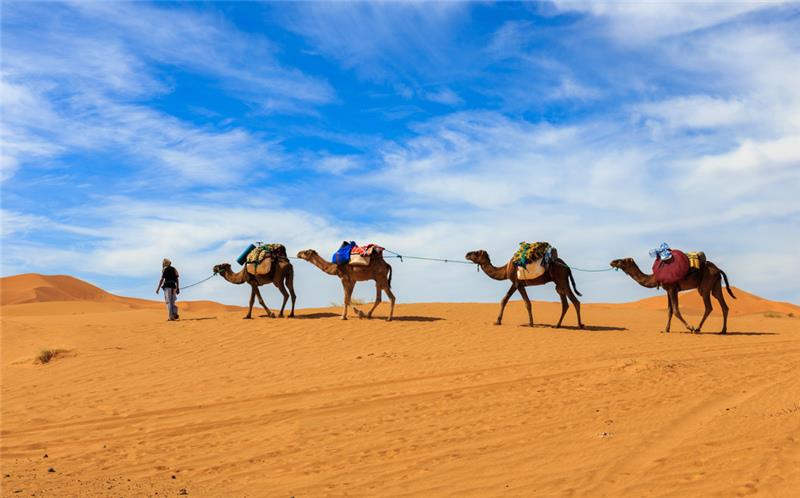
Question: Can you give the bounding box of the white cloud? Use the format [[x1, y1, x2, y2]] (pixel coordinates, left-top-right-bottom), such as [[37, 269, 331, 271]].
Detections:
[[636, 95, 748, 130], [0, 83, 273, 185], [549, 77, 601, 101], [284, 2, 467, 83], [376, 111, 655, 211], [314, 155, 363, 175], [554, 2, 770, 42], [0, 1, 333, 183], [424, 87, 463, 106]]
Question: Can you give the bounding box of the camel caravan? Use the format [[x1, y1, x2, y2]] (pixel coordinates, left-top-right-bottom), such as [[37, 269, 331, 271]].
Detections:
[[212, 240, 736, 333]]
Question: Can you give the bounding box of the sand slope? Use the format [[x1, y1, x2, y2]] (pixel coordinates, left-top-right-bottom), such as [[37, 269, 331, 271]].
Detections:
[[1, 274, 119, 305], [620, 286, 800, 317], [0, 273, 241, 314], [2, 276, 799, 497]]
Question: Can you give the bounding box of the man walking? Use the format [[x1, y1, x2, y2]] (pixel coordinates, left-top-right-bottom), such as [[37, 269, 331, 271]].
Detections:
[[156, 258, 180, 320]]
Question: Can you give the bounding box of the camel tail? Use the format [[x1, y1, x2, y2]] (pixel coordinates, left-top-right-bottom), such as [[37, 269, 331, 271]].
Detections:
[[720, 269, 736, 299], [559, 259, 582, 297]]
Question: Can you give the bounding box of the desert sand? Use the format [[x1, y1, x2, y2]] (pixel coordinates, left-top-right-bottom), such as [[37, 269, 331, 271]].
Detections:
[[2, 274, 799, 497]]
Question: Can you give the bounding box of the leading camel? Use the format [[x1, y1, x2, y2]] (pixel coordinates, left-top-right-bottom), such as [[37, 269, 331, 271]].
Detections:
[[212, 257, 296, 320], [609, 257, 735, 334], [465, 248, 583, 328], [297, 249, 396, 321]]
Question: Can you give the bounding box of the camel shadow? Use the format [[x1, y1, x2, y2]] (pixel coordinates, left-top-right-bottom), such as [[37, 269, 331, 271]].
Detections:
[[529, 324, 627, 332], [701, 331, 778, 336], [294, 312, 340, 319], [388, 315, 444, 322], [558, 324, 626, 332]]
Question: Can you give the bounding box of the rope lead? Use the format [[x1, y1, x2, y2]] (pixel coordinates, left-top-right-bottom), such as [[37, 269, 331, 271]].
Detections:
[[383, 249, 473, 265], [180, 272, 217, 291]]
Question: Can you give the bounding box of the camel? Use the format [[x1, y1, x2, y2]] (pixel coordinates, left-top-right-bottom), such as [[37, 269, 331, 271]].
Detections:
[[212, 257, 296, 320], [465, 248, 583, 328], [297, 249, 396, 321], [609, 257, 735, 334]]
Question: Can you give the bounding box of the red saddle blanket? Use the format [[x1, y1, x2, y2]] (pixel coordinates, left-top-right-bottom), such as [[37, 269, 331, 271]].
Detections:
[[652, 249, 690, 285]]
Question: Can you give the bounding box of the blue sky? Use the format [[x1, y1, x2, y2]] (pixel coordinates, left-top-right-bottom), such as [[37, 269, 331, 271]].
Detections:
[[2, 1, 799, 308]]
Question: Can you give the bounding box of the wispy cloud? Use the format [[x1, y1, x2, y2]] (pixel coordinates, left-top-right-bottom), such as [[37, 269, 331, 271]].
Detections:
[[283, 2, 467, 84], [1, 1, 334, 184]]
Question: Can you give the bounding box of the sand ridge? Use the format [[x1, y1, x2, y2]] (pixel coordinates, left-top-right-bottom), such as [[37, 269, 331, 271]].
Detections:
[[1, 275, 799, 497], [0, 273, 242, 314], [618, 286, 799, 317]]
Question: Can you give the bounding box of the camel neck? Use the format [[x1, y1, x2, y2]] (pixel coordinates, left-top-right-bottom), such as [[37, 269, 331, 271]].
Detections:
[[221, 267, 248, 284], [480, 258, 510, 281], [308, 253, 339, 275], [623, 263, 658, 288]]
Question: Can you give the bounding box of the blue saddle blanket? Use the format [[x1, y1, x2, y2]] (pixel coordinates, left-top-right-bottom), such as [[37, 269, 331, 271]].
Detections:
[[332, 241, 357, 264]]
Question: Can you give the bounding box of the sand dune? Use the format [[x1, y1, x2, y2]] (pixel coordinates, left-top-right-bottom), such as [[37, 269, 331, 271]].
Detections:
[[2, 275, 799, 497], [0, 273, 119, 306], [0, 273, 241, 314], [619, 286, 799, 317]]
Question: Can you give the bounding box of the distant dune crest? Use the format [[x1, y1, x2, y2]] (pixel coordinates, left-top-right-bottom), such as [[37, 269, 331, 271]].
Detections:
[[0, 273, 116, 306], [622, 287, 798, 317]]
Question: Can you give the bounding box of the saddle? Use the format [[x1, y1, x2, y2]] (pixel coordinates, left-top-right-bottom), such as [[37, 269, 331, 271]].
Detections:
[[513, 242, 552, 281], [243, 243, 286, 275], [332, 241, 384, 266], [652, 249, 690, 285]]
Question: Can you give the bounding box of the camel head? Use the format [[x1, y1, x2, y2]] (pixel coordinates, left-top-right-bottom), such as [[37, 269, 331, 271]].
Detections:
[[212, 263, 232, 275], [465, 250, 490, 265], [609, 258, 635, 271], [296, 249, 317, 261]]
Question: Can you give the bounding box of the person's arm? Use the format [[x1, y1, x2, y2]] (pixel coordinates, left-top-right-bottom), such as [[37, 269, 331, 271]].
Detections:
[[175, 270, 180, 294], [156, 273, 164, 294]]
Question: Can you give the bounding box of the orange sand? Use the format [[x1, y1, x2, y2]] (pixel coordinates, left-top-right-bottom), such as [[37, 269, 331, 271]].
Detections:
[[2, 275, 799, 497]]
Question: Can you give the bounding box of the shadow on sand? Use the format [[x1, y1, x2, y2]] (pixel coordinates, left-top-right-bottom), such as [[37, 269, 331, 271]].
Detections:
[[179, 317, 218, 321], [291, 313, 444, 322], [388, 315, 444, 322], [700, 331, 778, 336], [293, 312, 340, 319], [530, 324, 627, 331]]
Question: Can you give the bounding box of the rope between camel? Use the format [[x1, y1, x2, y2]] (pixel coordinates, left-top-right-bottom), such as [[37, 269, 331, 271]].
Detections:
[[553, 261, 617, 273], [382, 249, 473, 265]]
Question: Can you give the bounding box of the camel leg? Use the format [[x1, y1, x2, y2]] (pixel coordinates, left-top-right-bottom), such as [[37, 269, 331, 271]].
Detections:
[[496, 283, 517, 325], [518, 284, 534, 327], [712, 279, 729, 334], [254, 286, 274, 318], [341, 280, 355, 320], [275, 280, 289, 318], [555, 289, 569, 328], [695, 288, 714, 333], [567, 287, 583, 329], [664, 293, 673, 333], [670, 288, 695, 333], [286, 272, 297, 318], [383, 285, 396, 322], [365, 282, 382, 319], [244, 285, 256, 319]]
